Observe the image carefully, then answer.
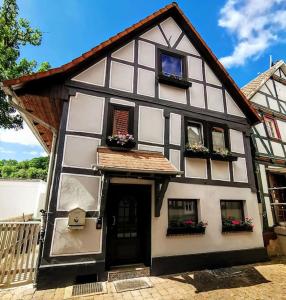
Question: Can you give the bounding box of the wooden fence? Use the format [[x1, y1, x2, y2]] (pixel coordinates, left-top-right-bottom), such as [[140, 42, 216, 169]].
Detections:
[[0, 222, 40, 288]]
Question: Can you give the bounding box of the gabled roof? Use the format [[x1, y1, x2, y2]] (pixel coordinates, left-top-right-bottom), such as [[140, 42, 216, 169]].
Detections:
[[242, 60, 286, 100], [2, 2, 260, 151]]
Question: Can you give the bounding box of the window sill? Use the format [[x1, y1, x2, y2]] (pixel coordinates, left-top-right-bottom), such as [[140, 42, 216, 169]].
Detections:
[[158, 74, 192, 89], [106, 138, 136, 151], [210, 152, 238, 162], [167, 227, 206, 236], [184, 149, 210, 159], [222, 225, 253, 233]]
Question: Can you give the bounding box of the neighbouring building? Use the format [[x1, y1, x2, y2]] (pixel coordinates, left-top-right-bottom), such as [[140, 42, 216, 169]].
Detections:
[[242, 60, 286, 254], [2, 3, 267, 289]]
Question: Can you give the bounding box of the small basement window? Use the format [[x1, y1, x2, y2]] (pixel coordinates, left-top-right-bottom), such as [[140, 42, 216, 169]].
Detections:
[[264, 116, 280, 139]]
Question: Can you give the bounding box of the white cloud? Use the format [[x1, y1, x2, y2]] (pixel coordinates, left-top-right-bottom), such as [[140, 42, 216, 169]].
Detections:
[[219, 0, 286, 68], [0, 147, 15, 154], [0, 121, 41, 146]]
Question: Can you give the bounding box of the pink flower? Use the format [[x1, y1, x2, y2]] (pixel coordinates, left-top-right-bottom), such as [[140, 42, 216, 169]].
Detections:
[[184, 220, 193, 225], [231, 220, 240, 225]]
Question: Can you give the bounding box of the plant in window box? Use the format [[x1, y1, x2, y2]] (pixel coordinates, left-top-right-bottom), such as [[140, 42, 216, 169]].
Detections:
[[167, 220, 208, 235], [222, 217, 253, 232], [106, 133, 136, 150], [184, 143, 210, 158], [158, 72, 191, 89], [211, 148, 238, 161]]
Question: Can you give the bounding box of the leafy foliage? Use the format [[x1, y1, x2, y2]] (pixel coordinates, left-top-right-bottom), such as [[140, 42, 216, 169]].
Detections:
[[0, 0, 50, 129], [0, 156, 49, 180]]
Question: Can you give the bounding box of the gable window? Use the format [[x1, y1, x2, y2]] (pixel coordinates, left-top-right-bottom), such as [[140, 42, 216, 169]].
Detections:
[[264, 116, 280, 139], [187, 122, 203, 146], [158, 49, 191, 89], [212, 127, 226, 152], [161, 53, 183, 78]]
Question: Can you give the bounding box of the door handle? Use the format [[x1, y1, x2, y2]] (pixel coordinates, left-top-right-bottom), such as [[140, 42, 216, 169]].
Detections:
[[112, 216, 116, 226]]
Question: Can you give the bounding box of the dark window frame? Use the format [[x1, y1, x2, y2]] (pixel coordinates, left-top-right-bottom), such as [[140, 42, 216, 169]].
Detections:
[[184, 118, 208, 147], [157, 48, 191, 89], [264, 114, 281, 140], [168, 199, 199, 227], [220, 200, 245, 221], [107, 103, 134, 137], [208, 123, 230, 153]]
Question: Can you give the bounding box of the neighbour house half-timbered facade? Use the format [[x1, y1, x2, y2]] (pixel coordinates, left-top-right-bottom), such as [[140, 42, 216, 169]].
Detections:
[[2, 3, 267, 288], [242, 61, 286, 251]]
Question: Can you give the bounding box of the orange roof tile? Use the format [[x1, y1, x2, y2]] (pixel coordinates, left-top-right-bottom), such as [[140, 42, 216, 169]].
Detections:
[[97, 147, 181, 175]]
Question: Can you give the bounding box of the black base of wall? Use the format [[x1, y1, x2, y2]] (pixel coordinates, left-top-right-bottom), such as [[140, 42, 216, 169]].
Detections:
[[151, 247, 269, 276], [36, 261, 106, 290]]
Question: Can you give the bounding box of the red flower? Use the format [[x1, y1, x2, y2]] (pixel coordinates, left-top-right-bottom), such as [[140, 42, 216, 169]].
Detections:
[[184, 220, 193, 225], [231, 220, 240, 225]]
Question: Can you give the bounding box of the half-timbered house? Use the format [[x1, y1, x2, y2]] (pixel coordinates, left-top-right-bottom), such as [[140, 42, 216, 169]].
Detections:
[[2, 3, 267, 288], [242, 60, 286, 253]]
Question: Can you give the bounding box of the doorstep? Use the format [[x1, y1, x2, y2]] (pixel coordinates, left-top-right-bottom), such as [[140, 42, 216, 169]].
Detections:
[[107, 264, 150, 282]]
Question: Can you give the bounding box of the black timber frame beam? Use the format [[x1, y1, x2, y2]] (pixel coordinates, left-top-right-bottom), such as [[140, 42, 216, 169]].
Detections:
[[155, 177, 170, 217], [99, 175, 110, 218]]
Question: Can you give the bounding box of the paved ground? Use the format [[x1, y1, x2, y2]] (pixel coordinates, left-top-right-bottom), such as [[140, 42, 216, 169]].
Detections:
[[1, 257, 286, 300]]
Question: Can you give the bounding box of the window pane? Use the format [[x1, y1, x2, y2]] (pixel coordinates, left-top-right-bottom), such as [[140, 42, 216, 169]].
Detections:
[[221, 201, 243, 220], [188, 123, 203, 145], [161, 53, 182, 77], [265, 118, 278, 138], [212, 127, 225, 151], [112, 109, 129, 135], [168, 200, 198, 228]]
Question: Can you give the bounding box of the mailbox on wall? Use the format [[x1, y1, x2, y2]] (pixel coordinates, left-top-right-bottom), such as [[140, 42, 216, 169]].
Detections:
[[68, 207, 86, 229]]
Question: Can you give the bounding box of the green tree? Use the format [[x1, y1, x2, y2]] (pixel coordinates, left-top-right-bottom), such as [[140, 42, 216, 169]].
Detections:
[[0, 0, 50, 129]]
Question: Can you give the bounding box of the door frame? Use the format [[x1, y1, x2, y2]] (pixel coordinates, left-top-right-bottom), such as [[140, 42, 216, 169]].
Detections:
[[105, 182, 152, 269]]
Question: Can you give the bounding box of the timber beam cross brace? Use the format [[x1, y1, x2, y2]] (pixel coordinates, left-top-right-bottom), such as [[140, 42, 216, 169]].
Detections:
[[99, 175, 110, 218], [155, 177, 171, 217]]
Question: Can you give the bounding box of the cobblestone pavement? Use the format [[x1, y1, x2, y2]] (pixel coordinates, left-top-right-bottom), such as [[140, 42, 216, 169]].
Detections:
[[1, 257, 286, 300]]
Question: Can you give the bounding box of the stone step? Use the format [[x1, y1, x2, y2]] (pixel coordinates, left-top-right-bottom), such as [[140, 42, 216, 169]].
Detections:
[[107, 264, 150, 282]]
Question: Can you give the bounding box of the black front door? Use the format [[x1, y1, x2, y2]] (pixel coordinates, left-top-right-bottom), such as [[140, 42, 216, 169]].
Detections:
[[106, 184, 151, 267]]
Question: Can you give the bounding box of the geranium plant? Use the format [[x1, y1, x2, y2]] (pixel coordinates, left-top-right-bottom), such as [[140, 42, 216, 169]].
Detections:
[[222, 216, 253, 232], [167, 219, 208, 235], [186, 143, 209, 153], [213, 148, 230, 157], [106, 133, 136, 149]]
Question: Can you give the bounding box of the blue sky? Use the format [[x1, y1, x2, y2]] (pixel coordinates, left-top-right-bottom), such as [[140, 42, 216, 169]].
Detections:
[[1, 0, 286, 161]]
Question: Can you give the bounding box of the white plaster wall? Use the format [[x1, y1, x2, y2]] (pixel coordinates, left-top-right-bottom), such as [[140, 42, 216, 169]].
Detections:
[[206, 86, 224, 113], [254, 123, 267, 137], [72, 58, 106, 86], [137, 68, 155, 97], [226, 92, 245, 118], [176, 35, 200, 56], [110, 98, 135, 107], [277, 120, 286, 142], [233, 158, 248, 182], [152, 182, 263, 257], [169, 149, 181, 171], [211, 160, 230, 181], [67, 93, 105, 134], [50, 218, 102, 256], [0, 180, 46, 220], [255, 138, 268, 154], [190, 82, 205, 108], [265, 80, 276, 96], [160, 17, 182, 47], [275, 81, 286, 101], [57, 174, 101, 211], [205, 64, 221, 86], [251, 94, 267, 107], [268, 97, 279, 112], [185, 158, 207, 179], [159, 83, 187, 104], [230, 129, 245, 154], [188, 56, 203, 81], [169, 113, 181, 146], [138, 106, 164, 145], [271, 141, 284, 157], [111, 41, 134, 62], [62, 135, 100, 169], [138, 144, 164, 153], [140, 26, 167, 45], [109, 61, 134, 92], [138, 41, 155, 68]]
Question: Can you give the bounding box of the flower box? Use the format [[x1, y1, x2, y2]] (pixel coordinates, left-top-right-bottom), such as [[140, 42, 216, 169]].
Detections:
[[184, 149, 210, 158], [167, 226, 206, 235], [222, 224, 253, 232], [106, 134, 136, 150], [158, 73, 191, 89], [210, 152, 238, 161]]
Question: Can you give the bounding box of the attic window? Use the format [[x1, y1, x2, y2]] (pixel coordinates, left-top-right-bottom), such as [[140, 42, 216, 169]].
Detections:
[[264, 115, 280, 139], [212, 127, 226, 152], [158, 49, 191, 89]]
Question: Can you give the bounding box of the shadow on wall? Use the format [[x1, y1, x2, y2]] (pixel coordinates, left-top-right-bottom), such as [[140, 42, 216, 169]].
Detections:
[[167, 266, 270, 293]]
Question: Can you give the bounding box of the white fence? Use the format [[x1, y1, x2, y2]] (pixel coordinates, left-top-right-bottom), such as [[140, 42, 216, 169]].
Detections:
[[0, 222, 40, 288]]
